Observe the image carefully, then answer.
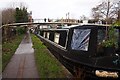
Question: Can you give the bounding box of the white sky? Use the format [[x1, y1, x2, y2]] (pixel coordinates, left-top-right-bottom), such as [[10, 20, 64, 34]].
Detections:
[[0, 0, 102, 19]]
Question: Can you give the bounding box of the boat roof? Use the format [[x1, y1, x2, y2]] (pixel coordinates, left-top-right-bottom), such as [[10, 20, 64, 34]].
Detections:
[[62, 23, 111, 29]]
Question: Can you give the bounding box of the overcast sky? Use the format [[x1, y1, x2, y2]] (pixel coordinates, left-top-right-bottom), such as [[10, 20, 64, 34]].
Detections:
[[0, 0, 102, 19]]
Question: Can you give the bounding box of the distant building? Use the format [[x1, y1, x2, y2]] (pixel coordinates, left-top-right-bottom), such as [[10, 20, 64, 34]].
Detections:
[[28, 11, 33, 22], [57, 19, 79, 23]]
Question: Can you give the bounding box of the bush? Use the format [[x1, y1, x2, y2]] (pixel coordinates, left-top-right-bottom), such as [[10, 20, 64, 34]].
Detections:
[[16, 27, 26, 34]]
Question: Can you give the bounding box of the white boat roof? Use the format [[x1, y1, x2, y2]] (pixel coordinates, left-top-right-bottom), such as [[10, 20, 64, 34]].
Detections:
[[62, 23, 110, 29]]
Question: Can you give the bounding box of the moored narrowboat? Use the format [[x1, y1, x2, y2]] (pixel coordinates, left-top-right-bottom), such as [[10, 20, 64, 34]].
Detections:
[[35, 24, 120, 79]]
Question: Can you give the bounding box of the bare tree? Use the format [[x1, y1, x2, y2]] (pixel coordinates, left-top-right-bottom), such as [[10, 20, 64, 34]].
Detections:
[[2, 8, 15, 24], [92, 7, 102, 21], [92, 0, 119, 24], [1, 2, 28, 25], [118, 1, 120, 21]]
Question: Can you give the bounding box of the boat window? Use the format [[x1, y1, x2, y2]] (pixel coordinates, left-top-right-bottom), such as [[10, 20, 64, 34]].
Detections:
[[38, 31, 40, 34], [47, 32, 50, 39], [49, 32, 54, 41], [40, 31, 43, 36], [59, 31, 67, 47], [97, 29, 106, 44], [43, 32, 46, 38], [54, 33, 60, 44], [71, 29, 91, 51]]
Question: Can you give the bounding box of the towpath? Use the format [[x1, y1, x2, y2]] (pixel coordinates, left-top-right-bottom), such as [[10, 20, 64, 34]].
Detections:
[[2, 31, 39, 78]]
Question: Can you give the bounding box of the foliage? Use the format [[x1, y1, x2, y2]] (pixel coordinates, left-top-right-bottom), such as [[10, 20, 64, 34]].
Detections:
[[102, 26, 118, 48], [2, 26, 26, 42], [102, 39, 115, 47], [2, 3, 29, 24], [2, 34, 24, 71], [113, 21, 120, 26], [31, 34, 68, 78], [15, 7, 29, 23], [16, 27, 26, 34], [103, 21, 120, 48]]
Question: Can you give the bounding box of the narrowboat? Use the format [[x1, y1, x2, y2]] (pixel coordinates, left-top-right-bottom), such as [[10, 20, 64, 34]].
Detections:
[[35, 24, 120, 79]]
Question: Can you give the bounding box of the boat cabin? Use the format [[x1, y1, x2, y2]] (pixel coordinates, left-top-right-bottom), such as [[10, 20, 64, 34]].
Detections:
[[37, 24, 120, 58]]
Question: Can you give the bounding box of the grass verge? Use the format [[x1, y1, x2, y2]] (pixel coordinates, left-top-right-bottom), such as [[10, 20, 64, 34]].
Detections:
[[31, 34, 69, 78], [2, 34, 24, 71]]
